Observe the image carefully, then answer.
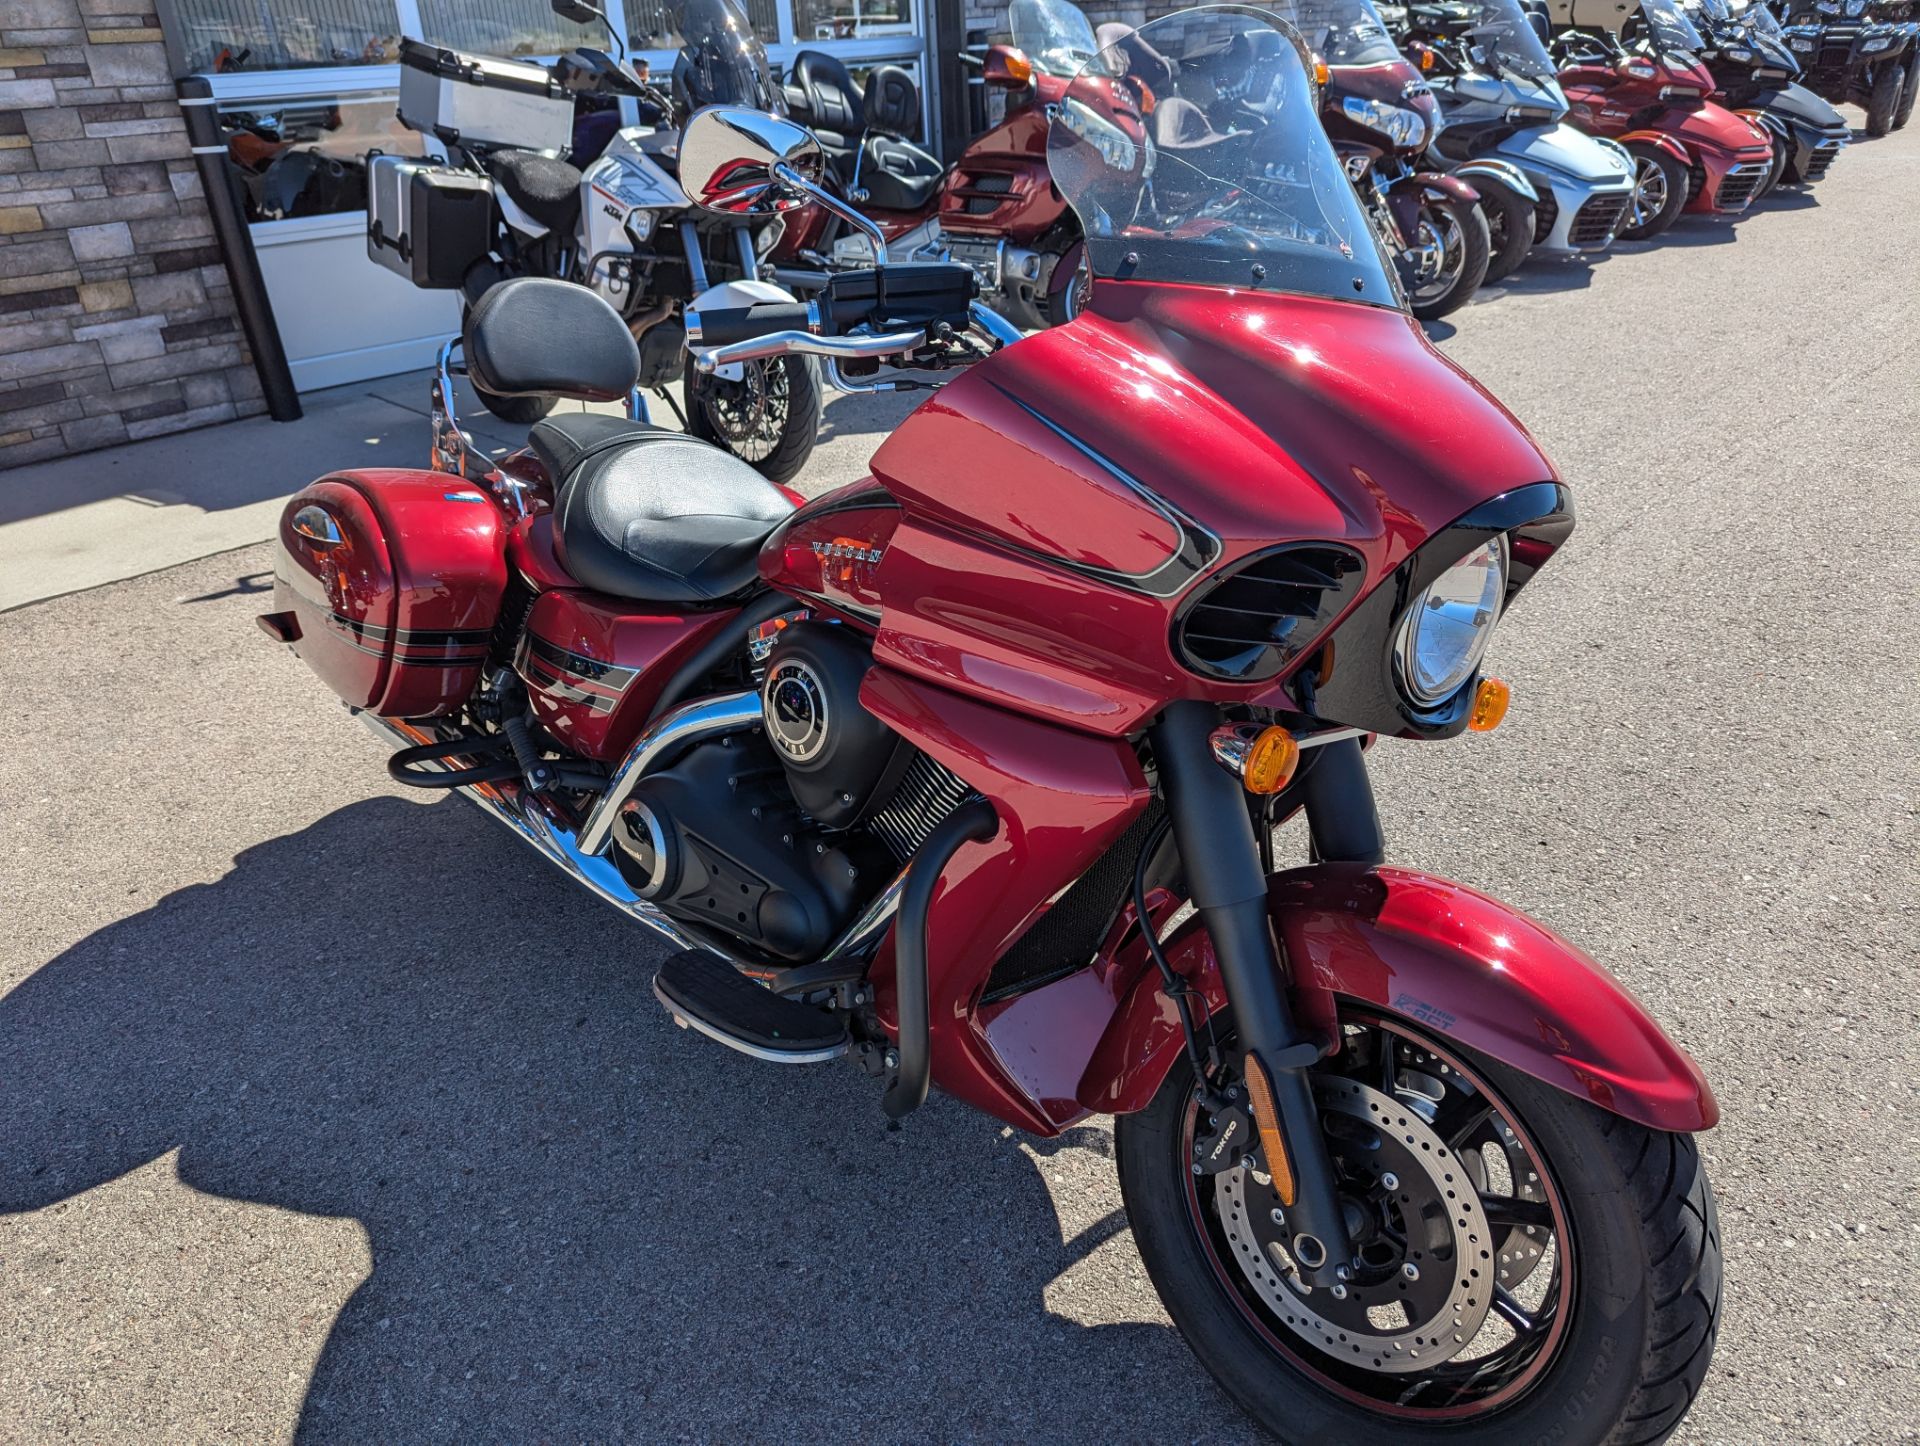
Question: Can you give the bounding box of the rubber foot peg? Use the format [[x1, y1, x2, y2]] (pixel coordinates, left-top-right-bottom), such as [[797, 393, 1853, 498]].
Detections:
[[653, 949, 849, 1064]]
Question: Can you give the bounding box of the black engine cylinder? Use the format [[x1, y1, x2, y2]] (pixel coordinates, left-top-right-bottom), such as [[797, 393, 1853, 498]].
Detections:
[[759, 621, 904, 830]]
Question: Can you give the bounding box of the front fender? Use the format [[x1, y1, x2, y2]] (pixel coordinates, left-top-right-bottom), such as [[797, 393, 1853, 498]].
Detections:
[[1452, 159, 1540, 204], [1407, 169, 1480, 205], [1078, 864, 1717, 1134], [1617, 128, 1693, 168]]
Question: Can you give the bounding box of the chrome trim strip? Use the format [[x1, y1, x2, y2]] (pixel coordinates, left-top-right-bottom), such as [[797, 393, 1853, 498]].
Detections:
[[575, 691, 763, 855], [651, 976, 849, 1063]]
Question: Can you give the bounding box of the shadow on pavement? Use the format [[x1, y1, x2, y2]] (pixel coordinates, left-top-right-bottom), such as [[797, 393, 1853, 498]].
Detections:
[[0, 796, 1238, 1440]]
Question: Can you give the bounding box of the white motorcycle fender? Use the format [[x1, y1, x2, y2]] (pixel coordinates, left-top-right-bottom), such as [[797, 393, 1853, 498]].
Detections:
[[688, 277, 802, 383]]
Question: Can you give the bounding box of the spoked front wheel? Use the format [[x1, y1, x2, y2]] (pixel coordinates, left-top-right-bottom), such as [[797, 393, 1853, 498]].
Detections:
[[1116, 1010, 1721, 1445], [684, 354, 822, 486]]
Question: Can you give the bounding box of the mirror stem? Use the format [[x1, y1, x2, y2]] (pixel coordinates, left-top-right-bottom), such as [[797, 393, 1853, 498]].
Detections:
[[772, 160, 889, 265]]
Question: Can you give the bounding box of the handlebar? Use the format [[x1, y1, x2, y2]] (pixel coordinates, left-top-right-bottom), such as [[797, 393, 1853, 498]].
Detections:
[[690, 327, 928, 374], [686, 300, 816, 346]]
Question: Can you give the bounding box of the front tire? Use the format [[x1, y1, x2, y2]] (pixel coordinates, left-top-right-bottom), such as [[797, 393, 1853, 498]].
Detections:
[[1619, 145, 1690, 240], [684, 354, 821, 486], [1115, 1012, 1721, 1445], [1865, 61, 1905, 137], [1477, 183, 1536, 284], [1752, 137, 1789, 201], [1045, 240, 1092, 327], [1401, 196, 1490, 321], [1894, 55, 1919, 129]]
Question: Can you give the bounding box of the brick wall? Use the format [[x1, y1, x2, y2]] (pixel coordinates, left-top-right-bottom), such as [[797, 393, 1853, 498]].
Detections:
[[0, 0, 264, 470]]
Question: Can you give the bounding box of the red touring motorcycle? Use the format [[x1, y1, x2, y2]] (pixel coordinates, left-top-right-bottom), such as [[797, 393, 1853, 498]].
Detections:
[[1553, 2, 1776, 237], [263, 11, 1720, 1440]]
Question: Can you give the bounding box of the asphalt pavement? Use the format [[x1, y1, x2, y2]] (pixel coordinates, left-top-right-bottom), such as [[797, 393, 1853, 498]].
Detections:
[[2, 116, 1916, 1444]]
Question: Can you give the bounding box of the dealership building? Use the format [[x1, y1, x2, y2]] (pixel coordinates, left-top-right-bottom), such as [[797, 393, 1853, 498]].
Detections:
[[0, 0, 1101, 469]]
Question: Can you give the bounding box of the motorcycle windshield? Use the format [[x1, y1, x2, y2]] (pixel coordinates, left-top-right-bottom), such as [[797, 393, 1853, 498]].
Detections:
[[1048, 6, 1397, 305], [1733, 0, 1786, 38], [1640, 0, 1708, 55], [1454, 0, 1561, 95], [671, 0, 785, 111], [1009, 0, 1102, 77], [1290, 0, 1406, 65]]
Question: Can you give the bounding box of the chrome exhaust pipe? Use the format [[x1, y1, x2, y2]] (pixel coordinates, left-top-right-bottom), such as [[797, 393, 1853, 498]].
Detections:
[[356, 710, 734, 959]]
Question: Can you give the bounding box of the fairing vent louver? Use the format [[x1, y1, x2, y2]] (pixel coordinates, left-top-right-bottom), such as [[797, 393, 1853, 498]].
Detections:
[[866, 751, 978, 861], [1173, 543, 1367, 682]]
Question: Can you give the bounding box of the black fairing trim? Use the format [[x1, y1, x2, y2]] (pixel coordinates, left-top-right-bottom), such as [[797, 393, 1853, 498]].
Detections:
[[1299, 480, 1574, 741]]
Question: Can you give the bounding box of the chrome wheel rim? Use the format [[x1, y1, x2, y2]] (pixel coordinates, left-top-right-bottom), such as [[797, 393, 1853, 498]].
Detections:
[[1629, 158, 1669, 228], [1407, 208, 1465, 305]]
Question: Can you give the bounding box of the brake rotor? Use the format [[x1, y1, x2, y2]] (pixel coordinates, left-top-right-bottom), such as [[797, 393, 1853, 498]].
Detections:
[[701, 360, 786, 458], [1214, 1075, 1496, 1373]]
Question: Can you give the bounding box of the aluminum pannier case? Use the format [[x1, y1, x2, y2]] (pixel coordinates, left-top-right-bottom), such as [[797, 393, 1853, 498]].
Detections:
[[397, 37, 573, 152], [366, 153, 493, 289]]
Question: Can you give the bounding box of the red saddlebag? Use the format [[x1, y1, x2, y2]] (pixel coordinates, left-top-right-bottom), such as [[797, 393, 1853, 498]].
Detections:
[[273, 469, 507, 719]]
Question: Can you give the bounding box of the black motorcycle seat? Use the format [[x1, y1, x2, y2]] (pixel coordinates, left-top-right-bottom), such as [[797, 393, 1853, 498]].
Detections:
[[860, 132, 944, 211], [788, 50, 864, 148], [465, 278, 638, 402], [863, 64, 920, 137], [532, 414, 795, 604], [485, 149, 583, 232]]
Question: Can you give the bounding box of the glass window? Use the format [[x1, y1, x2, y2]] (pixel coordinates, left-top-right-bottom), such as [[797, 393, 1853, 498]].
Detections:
[[218, 93, 423, 223], [792, 0, 917, 41], [627, 0, 781, 48], [166, 0, 403, 72], [412, 0, 604, 56]]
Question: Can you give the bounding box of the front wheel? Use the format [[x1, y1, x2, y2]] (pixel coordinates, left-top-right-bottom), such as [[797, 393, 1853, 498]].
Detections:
[[684, 354, 822, 486], [1477, 183, 1536, 285], [1752, 137, 1790, 202], [1116, 1010, 1721, 1445], [1045, 240, 1092, 327], [1865, 61, 1905, 137], [1620, 145, 1690, 240], [1399, 196, 1490, 321]]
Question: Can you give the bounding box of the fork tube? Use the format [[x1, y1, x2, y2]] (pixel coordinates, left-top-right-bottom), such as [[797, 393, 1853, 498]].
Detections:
[[1150, 700, 1356, 1285], [680, 222, 710, 293], [1300, 737, 1385, 864]]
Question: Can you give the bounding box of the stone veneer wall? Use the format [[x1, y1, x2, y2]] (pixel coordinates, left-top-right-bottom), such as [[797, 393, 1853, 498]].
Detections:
[[0, 0, 265, 470]]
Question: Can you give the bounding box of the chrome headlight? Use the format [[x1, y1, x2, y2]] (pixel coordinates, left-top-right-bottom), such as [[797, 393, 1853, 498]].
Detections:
[[1342, 96, 1429, 149], [1393, 535, 1508, 706]]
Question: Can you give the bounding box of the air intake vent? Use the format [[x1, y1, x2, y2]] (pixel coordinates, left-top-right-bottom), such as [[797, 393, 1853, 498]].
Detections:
[[1173, 544, 1366, 682], [865, 751, 977, 861]]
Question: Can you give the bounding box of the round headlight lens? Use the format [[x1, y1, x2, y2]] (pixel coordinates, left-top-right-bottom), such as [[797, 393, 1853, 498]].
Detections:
[[1395, 536, 1509, 706]]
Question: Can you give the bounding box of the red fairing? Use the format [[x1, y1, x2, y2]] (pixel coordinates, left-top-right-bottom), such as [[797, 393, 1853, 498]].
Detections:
[[516, 590, 745, 761], [1561, 55, 1773, 213], [272, 469, 506, 718], [936, 73, 1072, 242], [1078, 865, 1719, 1135], [857, 665, 1151, 1134], [757, 480, 901, 623], [863, 280, 1554, 736]]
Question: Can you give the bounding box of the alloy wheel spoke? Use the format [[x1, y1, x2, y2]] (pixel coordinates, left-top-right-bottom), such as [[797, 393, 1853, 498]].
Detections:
[[1479, 1194, 1554, 1231], [1492, 1285, 1537, 1335]]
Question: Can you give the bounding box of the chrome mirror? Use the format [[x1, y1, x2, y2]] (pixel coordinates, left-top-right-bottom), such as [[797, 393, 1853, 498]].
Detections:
[[678, 105, 826, 214]]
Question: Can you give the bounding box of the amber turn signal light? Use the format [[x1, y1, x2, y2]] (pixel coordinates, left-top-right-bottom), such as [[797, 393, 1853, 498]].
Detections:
[[1468, 676, 1511, 732], [1209, 724, 1300, 795], [1313, 56, 1330, 87]]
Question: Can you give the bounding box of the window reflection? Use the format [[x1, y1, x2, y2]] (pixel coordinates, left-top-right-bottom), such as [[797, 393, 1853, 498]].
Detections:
[[218, 93, 424, 223], [169, 0, 402, 72], [624, 0, 780, 48], [791, 0, 917, 39], [412, 0, 603, 56]]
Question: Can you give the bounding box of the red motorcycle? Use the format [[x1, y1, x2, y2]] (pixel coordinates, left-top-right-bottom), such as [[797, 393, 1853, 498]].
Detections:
[[772, 0, 1107, 327], [262, 12, 1720, 1440], [1554, 3, 1775, 237]]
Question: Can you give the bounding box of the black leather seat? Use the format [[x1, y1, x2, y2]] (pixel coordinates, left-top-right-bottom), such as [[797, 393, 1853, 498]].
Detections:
[[528, 413, 795, 605], [484, 150, 583, 232], [786, 50, 865, 152], [856, 62, 943, 211]]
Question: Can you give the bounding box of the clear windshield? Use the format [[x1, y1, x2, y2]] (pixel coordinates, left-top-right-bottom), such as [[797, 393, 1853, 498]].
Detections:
[[1639, 1, 1707, 53], [1288, 0, 1407, 65], [1048, 6, 1397, 305], [672, 0, 784, 110], [1730, 0, 1784, 36], [1010, 0, 1101, 76], [1453, 0, 1559, 83]]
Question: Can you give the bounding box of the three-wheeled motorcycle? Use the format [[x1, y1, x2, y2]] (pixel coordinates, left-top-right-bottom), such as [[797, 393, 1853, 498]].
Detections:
[[1684, 0, 1848, 187], [1390, 0, 1636, 278]]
